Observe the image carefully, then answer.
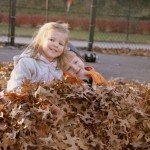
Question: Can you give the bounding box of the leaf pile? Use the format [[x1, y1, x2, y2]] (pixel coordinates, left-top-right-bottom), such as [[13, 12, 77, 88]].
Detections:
[[79, 47, 150, 57], [0, 76, 150, 149], [0, 63, 13, 91]]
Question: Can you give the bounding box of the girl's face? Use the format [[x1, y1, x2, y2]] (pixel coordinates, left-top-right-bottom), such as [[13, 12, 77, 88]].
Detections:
[[63, 56, 87, 78], [42, 30, 67, 62]]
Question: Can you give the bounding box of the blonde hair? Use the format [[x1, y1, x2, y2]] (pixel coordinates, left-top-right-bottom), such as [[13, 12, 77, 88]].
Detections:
[[25, 22, 69, 57], [57, 50, 84, 69]]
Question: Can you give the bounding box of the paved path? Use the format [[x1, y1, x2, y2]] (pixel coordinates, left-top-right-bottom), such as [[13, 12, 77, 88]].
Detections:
[[0, 46, 150, 83]]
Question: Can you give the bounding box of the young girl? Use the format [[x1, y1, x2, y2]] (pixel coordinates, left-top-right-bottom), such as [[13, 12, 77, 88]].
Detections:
[[7, 22, 69, 91], [57, 50, 108, 88]]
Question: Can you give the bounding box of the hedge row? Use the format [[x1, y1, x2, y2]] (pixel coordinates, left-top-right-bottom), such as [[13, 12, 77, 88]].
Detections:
[[0, 13, 150, 34]]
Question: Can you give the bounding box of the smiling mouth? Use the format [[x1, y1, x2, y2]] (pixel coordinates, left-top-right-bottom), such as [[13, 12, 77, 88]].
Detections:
[[50, 48, 57, 53], [76, 69, 81, 75]]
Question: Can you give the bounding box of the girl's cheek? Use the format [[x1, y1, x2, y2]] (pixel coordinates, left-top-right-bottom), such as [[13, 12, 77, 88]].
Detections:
[[48, 41, 52, 46]]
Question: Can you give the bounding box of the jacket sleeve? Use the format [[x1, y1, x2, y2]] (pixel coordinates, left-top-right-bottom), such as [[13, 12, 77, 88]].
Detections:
[[93, 72, 108, 86], [7, 58, 33, 91], [86, 69, 108, 86]]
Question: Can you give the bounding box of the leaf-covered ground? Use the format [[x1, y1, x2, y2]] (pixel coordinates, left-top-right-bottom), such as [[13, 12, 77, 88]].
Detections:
[[79, 47, 150, 57], [0, 63, 150, 150]]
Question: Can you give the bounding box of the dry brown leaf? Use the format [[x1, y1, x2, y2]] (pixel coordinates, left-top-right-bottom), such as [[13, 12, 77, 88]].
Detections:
[[0, 63, 150, 149]]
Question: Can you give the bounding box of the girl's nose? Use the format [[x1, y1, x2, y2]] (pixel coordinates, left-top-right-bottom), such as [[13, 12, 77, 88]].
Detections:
[[72, 65, 78, 71], [53, 41, 58, 47]]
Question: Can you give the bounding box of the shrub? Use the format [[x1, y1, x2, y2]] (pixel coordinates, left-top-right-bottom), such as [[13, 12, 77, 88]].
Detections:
[[96, 19, 109, 32], [29, 15, 45, 27], [96, 18, 150, 34], [16, 15, 45, 27], [1, 12, 149, 34], [138, 20, 150, 34], [16, 15, 30, 26], [0, 13, 9, 23]]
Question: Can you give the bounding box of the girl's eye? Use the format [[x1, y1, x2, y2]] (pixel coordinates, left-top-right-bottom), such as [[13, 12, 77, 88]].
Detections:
[[67, 67, 71, 71], [59, 42, 64, 46], [74, 61, 78, 64], [49, 39, 54, 41]]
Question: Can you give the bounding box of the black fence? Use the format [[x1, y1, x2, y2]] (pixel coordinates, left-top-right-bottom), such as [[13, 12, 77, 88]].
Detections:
[[0, 0, 150, 50]]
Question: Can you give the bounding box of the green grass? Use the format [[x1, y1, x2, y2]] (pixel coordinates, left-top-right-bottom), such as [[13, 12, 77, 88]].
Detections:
[[16, 26, 38, 36], [0, 24, 150, 43], [94, 32, 150, 43]]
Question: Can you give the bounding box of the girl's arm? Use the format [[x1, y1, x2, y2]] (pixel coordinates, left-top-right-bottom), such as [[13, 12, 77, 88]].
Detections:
[[7, 58, 32, 91]]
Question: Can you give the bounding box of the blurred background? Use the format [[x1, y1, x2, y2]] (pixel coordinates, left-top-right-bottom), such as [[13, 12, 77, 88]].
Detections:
[[0, 0, 150, 50]]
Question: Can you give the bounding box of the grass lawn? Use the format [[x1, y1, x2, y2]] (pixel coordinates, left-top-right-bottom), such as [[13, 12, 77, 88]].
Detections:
[[0, 24, 150, 43]]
